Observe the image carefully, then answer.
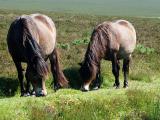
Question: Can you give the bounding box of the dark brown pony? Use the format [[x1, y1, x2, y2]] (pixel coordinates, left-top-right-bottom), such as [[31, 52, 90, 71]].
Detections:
[[79, 20, 136, 91], [7, 14, 68, 96]]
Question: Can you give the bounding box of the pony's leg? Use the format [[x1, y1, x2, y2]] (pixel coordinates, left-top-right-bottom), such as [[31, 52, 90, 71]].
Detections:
[[49, 48, 68, 91], [92, 68, 102, 90], [123, 58, 130, 88], [112, 54, 120, 88], [25, 66, 31, 96], [14, 60, 25, 96]]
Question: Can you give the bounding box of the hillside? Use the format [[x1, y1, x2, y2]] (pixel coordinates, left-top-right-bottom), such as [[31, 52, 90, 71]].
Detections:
[[0, 0, 160, 17], [0, 10, 160, 119]]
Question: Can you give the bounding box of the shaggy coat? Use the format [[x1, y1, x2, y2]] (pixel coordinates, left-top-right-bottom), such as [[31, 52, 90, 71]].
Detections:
[[7, 14, 68, 96], [80, 20, 136, 91]]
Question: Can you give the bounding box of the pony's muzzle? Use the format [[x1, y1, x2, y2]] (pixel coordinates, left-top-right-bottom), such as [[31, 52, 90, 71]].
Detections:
[[35, 88, 47, 97], [81, 84, 90, 92]]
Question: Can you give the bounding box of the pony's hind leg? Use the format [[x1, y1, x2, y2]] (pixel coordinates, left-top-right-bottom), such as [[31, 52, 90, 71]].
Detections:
[[123, 58, 130, 88], [49, 48, 68, 91], [111, 53, 120, 88], [14, 60, 25, 96]]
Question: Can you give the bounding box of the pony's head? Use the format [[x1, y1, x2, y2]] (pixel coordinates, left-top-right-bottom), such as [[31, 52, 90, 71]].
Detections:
[[27, 56, 49, 96], [79, 61, 97, 91]]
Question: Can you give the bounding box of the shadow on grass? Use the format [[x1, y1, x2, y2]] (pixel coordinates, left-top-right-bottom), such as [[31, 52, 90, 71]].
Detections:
[[63, 66, 113, 90], [63, 66, 82, 90], [0, 77, 19, 97]]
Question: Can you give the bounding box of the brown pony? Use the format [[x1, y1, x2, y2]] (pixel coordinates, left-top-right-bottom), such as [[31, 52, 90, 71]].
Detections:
[[79, 20, 136, 91], [7, 14, 68, 96]]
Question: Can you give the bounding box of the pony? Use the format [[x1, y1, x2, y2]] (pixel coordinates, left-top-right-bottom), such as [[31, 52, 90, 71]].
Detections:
[[79, 20, 136, 91], [7, 14, 68, 96]]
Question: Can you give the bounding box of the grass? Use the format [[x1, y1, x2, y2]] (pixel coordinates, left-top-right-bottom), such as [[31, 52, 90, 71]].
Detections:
[[0, 82, 160, 120], [0, 10, 160, 119], [135, 44, 155, 55]]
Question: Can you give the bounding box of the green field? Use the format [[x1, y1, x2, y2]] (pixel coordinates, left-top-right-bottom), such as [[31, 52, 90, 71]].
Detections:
[[0, 9, 160, 119], [0, 0, 160, 17]]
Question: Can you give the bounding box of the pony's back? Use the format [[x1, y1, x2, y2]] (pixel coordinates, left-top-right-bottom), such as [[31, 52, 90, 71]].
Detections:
[[113, 20, 136, 53], [29, 14, 56, 56], [108, 20, 136, 59], [7, 14, 50, 76]]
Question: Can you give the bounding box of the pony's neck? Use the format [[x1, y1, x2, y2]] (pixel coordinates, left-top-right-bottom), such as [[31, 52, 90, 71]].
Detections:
[[84, 36, 105, 67], [82, 52, 100, 83], [83, 44, 102, 77], [85, 49, 101, 67]]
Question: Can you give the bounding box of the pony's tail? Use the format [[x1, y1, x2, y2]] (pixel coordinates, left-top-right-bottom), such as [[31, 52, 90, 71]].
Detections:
[[20, 17, 49, 77]]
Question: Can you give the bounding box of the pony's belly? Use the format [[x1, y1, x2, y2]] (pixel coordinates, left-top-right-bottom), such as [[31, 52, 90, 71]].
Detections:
[[40, 38, 56, 55], [37, 26, 56, 55], [117, 48, 131, 59]]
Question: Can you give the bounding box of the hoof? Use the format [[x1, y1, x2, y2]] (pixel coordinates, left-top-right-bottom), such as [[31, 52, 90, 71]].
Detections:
[[113, 83, 120, 89], [20, 93, 24, 97], [24, 92, 30, 97], [21, 92, 30, 97], [92, 86, 99, 91], [123, 85, 128, 88], [31, 91, 36, 96], [54, 82, 70, 91], [113, 83, 116, 87], [115, 86, 120, 89], [54, 84, 62, 92], [36, 92, 46, 97]]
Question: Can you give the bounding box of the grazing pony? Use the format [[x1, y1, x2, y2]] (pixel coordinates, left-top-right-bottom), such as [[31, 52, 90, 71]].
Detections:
[[7, 14, 68, 96], [79, 20, 136, 91]]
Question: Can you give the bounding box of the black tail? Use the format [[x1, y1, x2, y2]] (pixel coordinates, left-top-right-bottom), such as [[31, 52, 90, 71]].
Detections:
[[20, 17, 49, 76]]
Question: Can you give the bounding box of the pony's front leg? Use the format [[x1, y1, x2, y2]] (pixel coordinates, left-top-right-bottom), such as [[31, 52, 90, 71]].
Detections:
[[49, 48, 68, 91], [112, 54, 120, 88], [14, 61, 25, 96], [92, 69, 102, 90], [25, 66, 32, 96]]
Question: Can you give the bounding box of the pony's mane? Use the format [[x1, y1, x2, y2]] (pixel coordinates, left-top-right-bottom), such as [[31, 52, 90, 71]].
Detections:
[[20, 16, 37, 46], [80, 23, 112, 82], [84, 23, 111, 67], [20, 16, 49, 76]]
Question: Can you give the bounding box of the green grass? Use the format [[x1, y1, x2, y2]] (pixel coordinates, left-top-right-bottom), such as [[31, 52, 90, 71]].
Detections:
[[0, 10, 160, 119], [136, 44, 155, 55], [0, 82, 160, 120]]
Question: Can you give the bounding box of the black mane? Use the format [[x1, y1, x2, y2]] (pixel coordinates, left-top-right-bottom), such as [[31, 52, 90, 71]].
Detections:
[[80, 23, 111, 82]]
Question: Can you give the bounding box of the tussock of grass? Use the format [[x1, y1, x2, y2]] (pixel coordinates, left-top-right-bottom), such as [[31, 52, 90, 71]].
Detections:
[[125, 89, 160, 119], [130, 72, 152, 82], [135, 44, 155, 55]]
